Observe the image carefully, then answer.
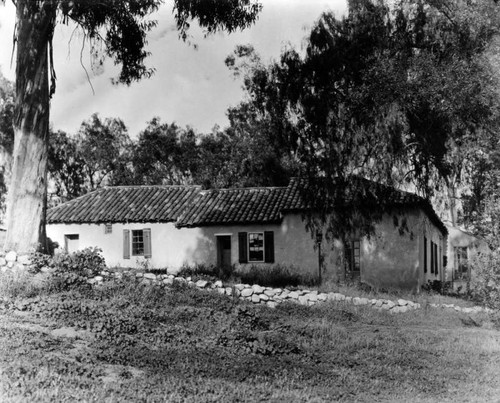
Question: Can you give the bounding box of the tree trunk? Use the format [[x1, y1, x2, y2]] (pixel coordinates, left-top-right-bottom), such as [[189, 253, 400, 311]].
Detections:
[[3, 1, 55, 253], [446, 179, 458, 227]]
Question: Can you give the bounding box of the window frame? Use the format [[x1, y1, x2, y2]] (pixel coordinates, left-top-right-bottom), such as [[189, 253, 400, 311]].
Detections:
[[248, 232, 265, 263], [104, 223, 112, 234], [131, 229, 145, 256]]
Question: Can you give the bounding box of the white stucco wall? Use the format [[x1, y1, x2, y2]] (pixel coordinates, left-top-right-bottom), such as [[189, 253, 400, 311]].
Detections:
[[46, 214, 322, 273]]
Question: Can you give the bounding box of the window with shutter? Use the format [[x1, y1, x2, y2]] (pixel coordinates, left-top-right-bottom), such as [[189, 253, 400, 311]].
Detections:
[[247, 232, 264, 262]]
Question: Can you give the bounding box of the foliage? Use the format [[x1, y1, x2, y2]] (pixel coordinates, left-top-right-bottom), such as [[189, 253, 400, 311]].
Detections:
[[0, 270, 50, 299], [0, 71, 14, 221], [467, 249, 500, 309], [227, 0, 500, 239], [236, 264, 319, 288], [177, 263, 233, 281]]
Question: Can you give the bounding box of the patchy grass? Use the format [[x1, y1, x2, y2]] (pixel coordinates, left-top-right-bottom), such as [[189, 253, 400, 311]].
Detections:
[[0, 278, 499, 402]]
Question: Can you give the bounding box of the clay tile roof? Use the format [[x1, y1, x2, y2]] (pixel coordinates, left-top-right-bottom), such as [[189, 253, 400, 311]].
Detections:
[[46, 185, 201, 224], [47, 177, 446, 235], [176, 186, 288, 227]]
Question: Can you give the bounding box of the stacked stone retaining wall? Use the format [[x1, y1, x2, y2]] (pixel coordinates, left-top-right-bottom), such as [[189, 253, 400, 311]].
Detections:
[[0, 251, 493, 315]]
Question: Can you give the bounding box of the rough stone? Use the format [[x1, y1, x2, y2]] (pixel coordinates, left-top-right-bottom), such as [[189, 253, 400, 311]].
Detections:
[[94, 276, 103, 282], [7, 261, 14, 269], [375, 300, 384, 308], [345, 296, 352, 303], [0, 258, 6, 266], [267, 301, 277, 309], [353, 297, 369, 306], [195, 280, 208, 288], [317, 293, 328, 301], [259, 294, 269, 301], [163, 278, 174, 285], [397, 299, 408, 306], [143, 273, 157, 280], [234, 284, 245, 291], [386, 300, 395, 309], [217, 288, 226, 294], [308, 293, 318, 302], [213, 280, 223, 288], [186, 277, 192, 282], [225, 287, 233, 296], [241, 288, 253, 298], [5, 251, 17, 263], [298, 295, 309, 304], [252, 284, 264, 293], [264, 289, 277, 297], [251, 294, 260, 303], [135, 273, 143, 278], [288, 291, 299, 299]]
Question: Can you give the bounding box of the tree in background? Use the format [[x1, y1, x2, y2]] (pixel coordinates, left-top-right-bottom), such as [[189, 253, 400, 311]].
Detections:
[[48, 130, 86, 205], [0, 72, 14, 222], [227, 0, 500, 239], [3, 0, 261, 252], [131, 118, 195, 186]]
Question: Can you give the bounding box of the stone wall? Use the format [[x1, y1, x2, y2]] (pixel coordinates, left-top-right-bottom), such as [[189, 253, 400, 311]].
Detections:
[[92, 269, 492, 314], [0, 250, 492, 315]]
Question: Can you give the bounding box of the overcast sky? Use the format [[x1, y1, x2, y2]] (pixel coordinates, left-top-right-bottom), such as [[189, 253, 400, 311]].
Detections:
[[0, 1, 347, 137]]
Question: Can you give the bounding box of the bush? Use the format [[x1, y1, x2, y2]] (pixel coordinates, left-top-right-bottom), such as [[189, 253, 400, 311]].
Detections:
[[177, 263, 233, 281], [29, 248, 106, 293], [236, 264, 319, 288], [467, 249, 500, 309]]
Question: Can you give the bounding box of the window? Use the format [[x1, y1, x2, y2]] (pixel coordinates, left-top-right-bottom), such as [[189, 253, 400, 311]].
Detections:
[[132, 230, 144, 256], [345, 240, 361, 273], [238, 231, 274, 264], [64, 234, 79, 253], [455, 247, 468, 280], [248, 232, 264, 262], [123, 228, 151, 259], [104, 223, 112, 234]]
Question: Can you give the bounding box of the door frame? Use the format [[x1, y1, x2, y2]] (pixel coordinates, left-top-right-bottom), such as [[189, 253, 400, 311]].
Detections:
[[216, 234, 232, 268]]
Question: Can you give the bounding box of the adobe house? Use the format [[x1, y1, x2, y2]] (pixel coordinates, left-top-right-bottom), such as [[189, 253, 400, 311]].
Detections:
[[46, 178, 448, 291]]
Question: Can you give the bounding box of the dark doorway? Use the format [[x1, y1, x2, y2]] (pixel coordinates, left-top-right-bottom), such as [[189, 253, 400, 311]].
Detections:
[[217, 235, 232, 269]]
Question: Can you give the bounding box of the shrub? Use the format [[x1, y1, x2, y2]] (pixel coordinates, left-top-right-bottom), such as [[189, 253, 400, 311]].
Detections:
[[236, 264, 319, 288], [29, 248, 106, 293], [177, 263, 233, 281], [467, 249, 500, 309]]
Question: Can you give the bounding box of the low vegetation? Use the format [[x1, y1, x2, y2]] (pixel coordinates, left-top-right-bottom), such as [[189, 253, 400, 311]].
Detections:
[[1, 264, 500, 402]]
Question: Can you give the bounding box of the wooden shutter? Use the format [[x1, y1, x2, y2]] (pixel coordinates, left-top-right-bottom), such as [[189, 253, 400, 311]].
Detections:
[[264, 231, 274, 263], [238, 232, 248, 263], [123, 230, 130, 259], [143, 228, 152, 258], [423, 236, 427, 273], [434, 243, 438, 275]]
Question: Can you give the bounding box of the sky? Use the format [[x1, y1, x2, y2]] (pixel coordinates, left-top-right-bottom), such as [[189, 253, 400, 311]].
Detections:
[[0, 1, 347, 138]]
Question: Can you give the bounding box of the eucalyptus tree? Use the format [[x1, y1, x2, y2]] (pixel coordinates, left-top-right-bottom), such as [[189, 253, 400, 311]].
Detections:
[[2, 0, 261, 252]]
